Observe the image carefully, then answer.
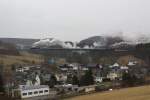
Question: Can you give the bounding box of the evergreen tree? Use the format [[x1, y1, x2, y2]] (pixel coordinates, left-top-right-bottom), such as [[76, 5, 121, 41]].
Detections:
[[122, 72, 138, 87], [80, 69, 94, 86], [0, 74, 4, 92], [48, 75, 57, 88], [66, 74, 73, 84], [50, 75, 57, 87], [72, 75, 79, 85], [0, 64, 4, 92]]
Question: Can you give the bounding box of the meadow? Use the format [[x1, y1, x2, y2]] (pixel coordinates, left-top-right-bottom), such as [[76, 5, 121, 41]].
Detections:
[[68, 85, 150, 100], [0, 51, 44, 66]]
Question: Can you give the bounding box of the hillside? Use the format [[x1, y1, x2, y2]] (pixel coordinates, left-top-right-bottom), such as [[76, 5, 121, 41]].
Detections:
[[0, 52, 44, 66], [32, 38, 78, 49], [32, 36, 125, 49], [117, 55, 147, 66], [1, 36, 150, 50], [77, 36, 123, 49], [0, 38, 39, 49], [0, 38, 39, 45], [68, 85, 150, 100], [31, 35, 149, 49]]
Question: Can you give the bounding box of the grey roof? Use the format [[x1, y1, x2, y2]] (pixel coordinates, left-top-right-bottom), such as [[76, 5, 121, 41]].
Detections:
[[21, 85, 49, 91]]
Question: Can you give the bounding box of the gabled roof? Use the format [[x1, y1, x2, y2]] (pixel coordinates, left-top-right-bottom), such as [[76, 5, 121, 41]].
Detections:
[[120, 66, 129, 70], [87, 64, 99, 68], [128, 61, 136, 66], [113, 63, 119, 67], [20, 85, 49, 91]]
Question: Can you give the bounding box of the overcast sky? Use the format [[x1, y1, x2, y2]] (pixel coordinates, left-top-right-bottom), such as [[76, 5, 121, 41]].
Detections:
[[0, 0, 150, 41]]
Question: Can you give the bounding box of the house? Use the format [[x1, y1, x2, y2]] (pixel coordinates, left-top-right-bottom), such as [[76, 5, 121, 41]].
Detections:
[[15, 66, 30, 72], [54, 84, 78, 92], [120, 66, 128, 70], [109, 63, 120, 74], [15, 65, 41, 73], [107, 72, 119, 80], [82, 67, 89, 71], [18, 74, 50, 99], [16, 67, 24, 72], [55, 74, 67, 82], [69, 63, 79, 71], [120, 66, 129, 73], [112, 63, 120, 68], [85, 86, 95, 93], [86, 64, 101, 69], [16, 66, 30, 72], [95, 76, 103, 83], [7, 64, 54, 98], [62, 84, 78, 91], [79, 85, 96, 93], [23, 66, 30, 71], [128, 61, 137, 66], [41, 73, 51, 82], [34, 75, 41, 86], [19, 85, 49, 99], [60, 63, 86, 71], [59, 64, 73, 71], [80, 64, 99, 71]]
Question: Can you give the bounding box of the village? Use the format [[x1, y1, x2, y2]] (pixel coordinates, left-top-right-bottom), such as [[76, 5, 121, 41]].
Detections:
[[1, 57, 150, 100]]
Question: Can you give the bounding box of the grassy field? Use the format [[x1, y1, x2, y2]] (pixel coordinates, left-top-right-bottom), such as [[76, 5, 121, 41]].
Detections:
[[67, 85, 150, 100], [0, 51, 44, 66]]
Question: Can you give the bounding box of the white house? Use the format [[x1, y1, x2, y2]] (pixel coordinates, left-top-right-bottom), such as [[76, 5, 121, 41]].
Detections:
[[55, 74, 67, 82], [26, 80, 33, 86], [34, 75, 41, 86], [69, 63, 79, 70], [23, 66, 30, 71], [107, 72, 119, 80], [59, 64, 69, 71], [109, 63, 119, 68], [19, 74, 49, 99], [16, 66, 30, 72], [120, 66, 129, 70], [95, 77, 103, 83], [128, 61, 137, 66], [16, 67, 24, 72], [82, 67, 89, 71], [113, 63, 119, 67], [19, 85, 49, 99], [82, 85, 96, 93]]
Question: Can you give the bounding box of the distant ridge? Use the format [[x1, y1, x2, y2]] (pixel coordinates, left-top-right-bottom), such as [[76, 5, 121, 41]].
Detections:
[[0, 40, 19, 55], [0, 38, 39, 49], [0, 35, 150, 50]]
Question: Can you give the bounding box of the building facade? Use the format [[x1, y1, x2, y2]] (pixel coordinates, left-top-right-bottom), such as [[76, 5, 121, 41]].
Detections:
[[19, 85, 49, 99]]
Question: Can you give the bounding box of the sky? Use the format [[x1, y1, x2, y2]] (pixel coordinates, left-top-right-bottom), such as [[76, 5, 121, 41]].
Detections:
[[0, 0, 150, 41]]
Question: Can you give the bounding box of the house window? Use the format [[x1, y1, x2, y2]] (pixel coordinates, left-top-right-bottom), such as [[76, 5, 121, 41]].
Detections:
[[44, 90, 49, 93], [34, 91, 38, 94], [28, 92, 32, 95], [39, 91, 43, 94], [22, 93, 27, 96]]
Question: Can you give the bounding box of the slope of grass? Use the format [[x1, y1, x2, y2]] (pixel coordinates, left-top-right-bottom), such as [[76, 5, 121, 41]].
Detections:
[[68, 85, 150, 100], [0, 51, 44, 66], [117, 55, 146, 66]]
